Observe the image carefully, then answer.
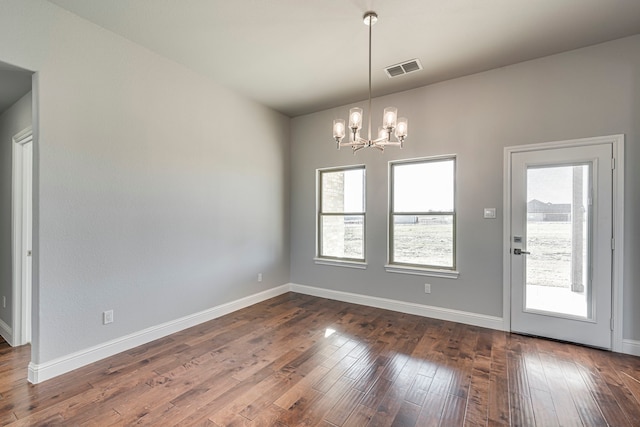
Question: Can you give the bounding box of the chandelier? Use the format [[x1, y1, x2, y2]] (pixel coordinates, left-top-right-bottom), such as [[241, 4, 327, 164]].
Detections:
[[332, 12, 408, 153]]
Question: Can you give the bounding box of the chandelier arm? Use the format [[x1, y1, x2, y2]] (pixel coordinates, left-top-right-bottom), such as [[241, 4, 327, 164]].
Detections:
[[376, 140, 402, 146], [339, 138, 367, 148]]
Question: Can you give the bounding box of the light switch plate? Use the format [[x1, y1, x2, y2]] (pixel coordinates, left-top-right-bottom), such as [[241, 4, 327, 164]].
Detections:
[[484, 208, 496, 219]]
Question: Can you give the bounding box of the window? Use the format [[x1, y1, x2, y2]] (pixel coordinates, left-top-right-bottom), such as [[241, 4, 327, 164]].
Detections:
[[389, 157, 456, 272], [317, 166, 366, 263]]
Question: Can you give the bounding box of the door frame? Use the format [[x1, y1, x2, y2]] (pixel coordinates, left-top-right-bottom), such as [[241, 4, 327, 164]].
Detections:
[[11, 126, 33, 347], [503, 135, 624, 352]]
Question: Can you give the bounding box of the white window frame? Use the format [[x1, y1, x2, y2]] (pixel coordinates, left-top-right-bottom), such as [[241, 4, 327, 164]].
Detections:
[[385, 155, 459, 278], [315, 165, 367, 269]]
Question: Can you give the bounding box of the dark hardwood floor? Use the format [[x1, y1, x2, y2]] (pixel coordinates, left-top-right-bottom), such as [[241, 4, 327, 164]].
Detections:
[[1, 292, 640, 426]]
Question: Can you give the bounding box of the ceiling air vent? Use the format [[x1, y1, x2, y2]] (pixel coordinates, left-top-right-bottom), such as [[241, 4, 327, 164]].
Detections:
[[384, 59, 423, 78]]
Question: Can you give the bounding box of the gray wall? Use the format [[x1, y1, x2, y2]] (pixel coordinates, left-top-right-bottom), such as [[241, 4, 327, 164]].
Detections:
[[0, 91, 32, 331], [291, 35, 640, 341], [0, 2, 290, 363]]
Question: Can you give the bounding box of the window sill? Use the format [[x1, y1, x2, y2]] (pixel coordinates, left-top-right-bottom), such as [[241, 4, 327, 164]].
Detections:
[[384, 264, 459, 279], [314, 258, 367, 270]]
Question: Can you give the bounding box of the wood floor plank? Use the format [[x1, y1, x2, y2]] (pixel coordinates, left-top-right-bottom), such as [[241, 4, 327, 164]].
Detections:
[[390, 401, 420, 427], [528, 387, 559, 427], [1, 293, 640, 426], [537, 352, 583, 427], [247, 403, 286, 427], [439, 393, 466, 427], [313, 355, 359, 394], [367, 384, 408, 427], [342, 403, 377, 427], [274, 365, 331, 411], [559, 359, 608, 426], [487, 330, 510, 426], [575, 362, 633, 427], [594, 356, 640, 423], [323, 386, 363, 426], [404, 373, 432, 407], [508, 391, 535, 427], [414, 392, 447, 426], [464, 354, 491, 426]]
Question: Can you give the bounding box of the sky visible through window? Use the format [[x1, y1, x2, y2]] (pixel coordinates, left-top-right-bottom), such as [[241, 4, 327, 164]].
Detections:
[[393, 160, 454, 212], [341, 161, 455, 213], [343, 169, 365, 212], [528, 165, 588, 204]]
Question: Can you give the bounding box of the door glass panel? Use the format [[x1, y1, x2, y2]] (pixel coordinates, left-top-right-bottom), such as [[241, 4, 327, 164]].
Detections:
[[525, 164, 591, 319]]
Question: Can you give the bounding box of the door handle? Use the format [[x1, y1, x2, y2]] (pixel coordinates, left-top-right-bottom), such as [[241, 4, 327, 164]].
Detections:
[[513, 248, 531, 255]]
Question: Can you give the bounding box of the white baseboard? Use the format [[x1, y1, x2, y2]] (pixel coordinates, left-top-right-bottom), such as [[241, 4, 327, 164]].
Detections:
[[622, 339, 640, 357], [0, 318, 13, 346], [26, 282, 639, 384], [289, 283, 505, 331], [28, 284, 290, 384]]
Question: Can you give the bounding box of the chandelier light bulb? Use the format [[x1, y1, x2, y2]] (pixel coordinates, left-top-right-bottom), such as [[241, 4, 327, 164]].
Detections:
[[333, 119, 345, 140], [383, 107, 397, 129], [349, 107, 363, 130], [396, 117, 408, 138]]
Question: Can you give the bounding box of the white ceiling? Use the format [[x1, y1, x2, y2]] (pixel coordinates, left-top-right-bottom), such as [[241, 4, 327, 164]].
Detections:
[[43, 0, 640, 117], [0, 61, 32, 115]]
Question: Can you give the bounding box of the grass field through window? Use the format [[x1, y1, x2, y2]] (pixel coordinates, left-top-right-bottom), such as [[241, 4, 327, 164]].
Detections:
[[332, 220, 576, 288]]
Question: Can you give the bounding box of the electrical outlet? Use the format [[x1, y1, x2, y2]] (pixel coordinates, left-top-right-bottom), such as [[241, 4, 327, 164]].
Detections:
[[103, 310, 114, 325], [424, 283, 431, 294], [258, 273, 263, 282]]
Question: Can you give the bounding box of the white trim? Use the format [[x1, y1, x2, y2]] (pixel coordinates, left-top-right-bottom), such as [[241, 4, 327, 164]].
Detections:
[[611, 138, 625, 353], [502, 143, 513, 332], [0, 318, 13, 346], [503, 134, 625, 351], [27, 284, 289, 384], [290, 283, 504, 331], [384, 264, 459, 279], [387, 155, 458, 273], [622, 340, 640, 357], [314, 258, 367, 269], [11, 126, 33, 348], [315, 164, 367, 265]]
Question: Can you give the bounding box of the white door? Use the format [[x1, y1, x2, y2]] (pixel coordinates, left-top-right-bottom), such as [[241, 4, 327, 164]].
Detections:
[[510, 143, 613, 349], [21, 139, 32, 344], [11, 127, 33, 346]]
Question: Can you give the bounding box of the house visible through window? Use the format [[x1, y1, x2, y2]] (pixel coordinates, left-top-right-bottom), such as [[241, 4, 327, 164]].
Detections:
[[389, 157, 456, 270], [317, 166, 365, 261]]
